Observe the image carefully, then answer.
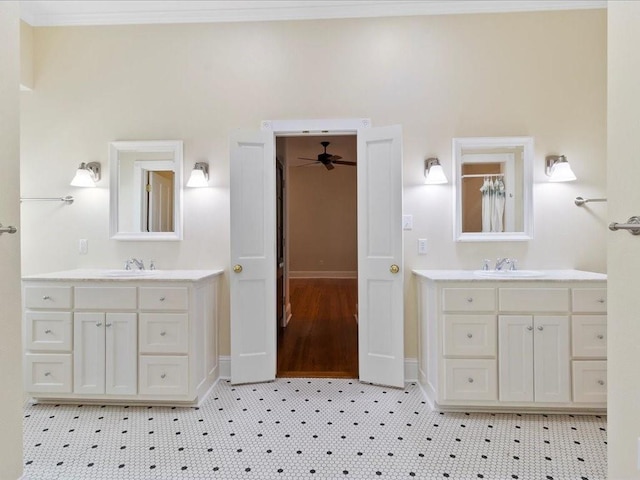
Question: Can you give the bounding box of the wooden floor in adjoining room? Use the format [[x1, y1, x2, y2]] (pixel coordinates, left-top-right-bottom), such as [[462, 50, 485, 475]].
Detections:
[[277, 278, 358, 378]]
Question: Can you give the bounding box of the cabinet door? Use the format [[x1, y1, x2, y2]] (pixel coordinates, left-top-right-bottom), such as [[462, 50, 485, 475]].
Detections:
[[74, 312, 106, 394], [533, 316, 570, 403], [498, 315, 534, 402], [105, 313, 137, 395]]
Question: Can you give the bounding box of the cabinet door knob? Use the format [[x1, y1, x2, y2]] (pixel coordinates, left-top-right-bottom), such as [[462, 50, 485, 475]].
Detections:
[[159, 296, 166, 302], [527, 325, 533, 331], [44, 329, 52, 334], [467, 333, 473, 339], [42, 295, 51, 300], [105, 323, 112, 327], [160, 331, 166, 337], [233, 264, 243, 273], [44, 371, 51, 377], [537, 326, 544, 331], [597, 334, 604, 340], [468, 377, 474, 383], [390, 264, 400, 274], [466, 297, 473, 303], [160, 373, 167, 379], [597, 299, 605, 304], [597, 380, 605, 386], [95, 322, 102, 327]]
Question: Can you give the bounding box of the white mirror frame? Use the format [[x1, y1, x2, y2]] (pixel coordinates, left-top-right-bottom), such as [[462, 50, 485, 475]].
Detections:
[[452, 136, 533, 242], [109, 140, 183, 241]]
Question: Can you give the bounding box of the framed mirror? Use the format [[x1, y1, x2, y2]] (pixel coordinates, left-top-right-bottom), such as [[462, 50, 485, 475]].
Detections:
[[453, 136, 533, 242], [109, 140, 183, 241]]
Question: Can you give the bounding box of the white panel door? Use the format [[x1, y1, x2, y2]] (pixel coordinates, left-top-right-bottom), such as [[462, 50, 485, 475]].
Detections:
[[74, 312, 106, 394], [533, 315, 570, 403], [230, 130, 276, 384], [357, 125, 404, 388], [498, 315, 534, 402], [105, 313, 137, 395]]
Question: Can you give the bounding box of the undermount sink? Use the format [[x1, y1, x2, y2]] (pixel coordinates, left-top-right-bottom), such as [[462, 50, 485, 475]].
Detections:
[[99, 269, 158, 277], [473, 269, 545, 278]]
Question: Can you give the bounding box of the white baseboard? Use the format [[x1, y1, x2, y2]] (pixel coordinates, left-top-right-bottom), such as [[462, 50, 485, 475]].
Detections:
[[218, 356, 418, 382], [288, 271, 357, 279]]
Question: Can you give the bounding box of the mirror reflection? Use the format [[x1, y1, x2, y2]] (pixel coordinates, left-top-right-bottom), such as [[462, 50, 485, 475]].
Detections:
[[453, 137, 533, 242], [109, 141, 183, 241]]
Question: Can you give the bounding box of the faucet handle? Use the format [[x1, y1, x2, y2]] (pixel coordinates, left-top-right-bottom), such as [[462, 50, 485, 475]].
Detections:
[[482, 259, 490, 271], [149, 260, 156, 270], [509, 260, 518, 271], [124, 259, 132, 270]]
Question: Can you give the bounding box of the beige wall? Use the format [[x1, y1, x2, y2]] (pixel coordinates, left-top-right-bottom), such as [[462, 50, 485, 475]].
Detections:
[[0, 2, 24, 478], [607, 2, 640, 478], [20, 9, 607, 360], [285, 135, 357, 275]]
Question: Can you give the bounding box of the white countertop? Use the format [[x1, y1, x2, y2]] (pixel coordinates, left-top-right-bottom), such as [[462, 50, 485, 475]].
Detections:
[[412, 269, 607, 282], [22, 269, 224, 282]]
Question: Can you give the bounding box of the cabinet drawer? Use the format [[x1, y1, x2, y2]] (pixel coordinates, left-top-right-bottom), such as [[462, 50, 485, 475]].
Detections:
[[499, 288, 569, 312], [24, 286, 72, 309], [140, 287, 188, 311], [24, 353, 72, 393], [444, 359, 497, 401], [572, 316, 607, 358], [572, 360, 607, 403], [139, 355, 188, 396], [442, 288, 495, 312], [25, 312, 72, 352], [75, 286, 137, 310], [139, 313, 188, 354], [572, 288, 607, 313], [443, 315, 496, 358]]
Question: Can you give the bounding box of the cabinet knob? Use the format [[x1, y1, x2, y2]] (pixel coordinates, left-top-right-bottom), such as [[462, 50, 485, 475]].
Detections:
[[468, 377, 474, 383], [44, 329, 52, 334], [597, 299, 605, 304], [597, 380, 605, 386], [466, 297, 473, 303], [95, 322, 102, 327], [527, 325, 533, 331], [597, 334, 604, 340], [467, 333, 473, 339], [160, 373, 167, 379], [160, 331, 166, 337], [44, 371, 51, 377], [42, 295, 51, 300], [390, 264, 400, 274], [537, 326, 544, 331], [233, 264, 243, 273], [159, 296, 166, 302], [105, 323, 112, 328]]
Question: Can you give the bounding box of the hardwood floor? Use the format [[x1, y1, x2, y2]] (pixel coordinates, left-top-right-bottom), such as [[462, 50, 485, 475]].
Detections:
[[277, 278, 358, 378]]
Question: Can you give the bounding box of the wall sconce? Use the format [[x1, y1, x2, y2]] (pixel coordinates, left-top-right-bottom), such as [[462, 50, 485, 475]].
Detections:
[[545, 155, 577, 182], [186, 162, 209, 187], [70, 162, 101, 187], [424, 157, 447, 185]]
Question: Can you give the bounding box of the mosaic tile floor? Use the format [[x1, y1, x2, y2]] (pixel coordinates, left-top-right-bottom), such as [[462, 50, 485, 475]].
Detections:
[[23, 379, 607, 479]]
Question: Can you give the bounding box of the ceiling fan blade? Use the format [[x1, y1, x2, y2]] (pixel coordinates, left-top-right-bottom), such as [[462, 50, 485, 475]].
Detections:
[[332, 160, 357, 166], [292, 162, 320, 168], [297, 157, 318, 161], [327, 155, 342, 161], [324, 162, 335, 170]]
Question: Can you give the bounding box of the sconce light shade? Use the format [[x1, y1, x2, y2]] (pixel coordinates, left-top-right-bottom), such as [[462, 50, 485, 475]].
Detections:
[[546, 155, 577, 182], [70, 162, 101, 187], [186, 162, 209, 187], [424, 157, 447, 185]]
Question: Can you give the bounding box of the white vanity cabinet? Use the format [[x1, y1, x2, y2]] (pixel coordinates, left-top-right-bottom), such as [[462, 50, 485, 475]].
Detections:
[[414, 270, 607, 412], [22, 269, 222, 406]]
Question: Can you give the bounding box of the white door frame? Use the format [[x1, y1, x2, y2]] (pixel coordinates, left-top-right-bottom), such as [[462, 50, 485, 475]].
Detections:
[[231, 118, 404, 386]]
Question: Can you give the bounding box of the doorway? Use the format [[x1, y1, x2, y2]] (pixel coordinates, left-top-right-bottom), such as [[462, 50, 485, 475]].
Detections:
[[276, 135, 358, 378]]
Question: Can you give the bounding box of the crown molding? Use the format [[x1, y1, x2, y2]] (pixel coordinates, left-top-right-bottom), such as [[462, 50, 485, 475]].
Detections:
[[19, 0, 607, 27]]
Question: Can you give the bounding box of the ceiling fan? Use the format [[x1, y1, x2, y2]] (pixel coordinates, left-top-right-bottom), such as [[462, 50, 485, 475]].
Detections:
[[298, 141, 356, 170]]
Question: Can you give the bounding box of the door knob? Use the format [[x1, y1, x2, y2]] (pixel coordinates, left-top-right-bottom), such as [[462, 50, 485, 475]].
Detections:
[[390, 264, 400, 274], [233, 264, 243, 273]]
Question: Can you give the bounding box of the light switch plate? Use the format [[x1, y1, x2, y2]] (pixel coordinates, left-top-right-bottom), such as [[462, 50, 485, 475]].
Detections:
[[402, 215, 413, 230], [418, 238, 427, 254]]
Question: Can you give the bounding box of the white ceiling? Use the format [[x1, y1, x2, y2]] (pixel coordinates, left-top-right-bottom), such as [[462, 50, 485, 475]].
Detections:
[[20, 0, 607, 27]]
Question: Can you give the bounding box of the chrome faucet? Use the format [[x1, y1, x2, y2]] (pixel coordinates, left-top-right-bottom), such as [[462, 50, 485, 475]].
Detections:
[[129, 258, 145, 270], [495, 257, 511, 271]]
